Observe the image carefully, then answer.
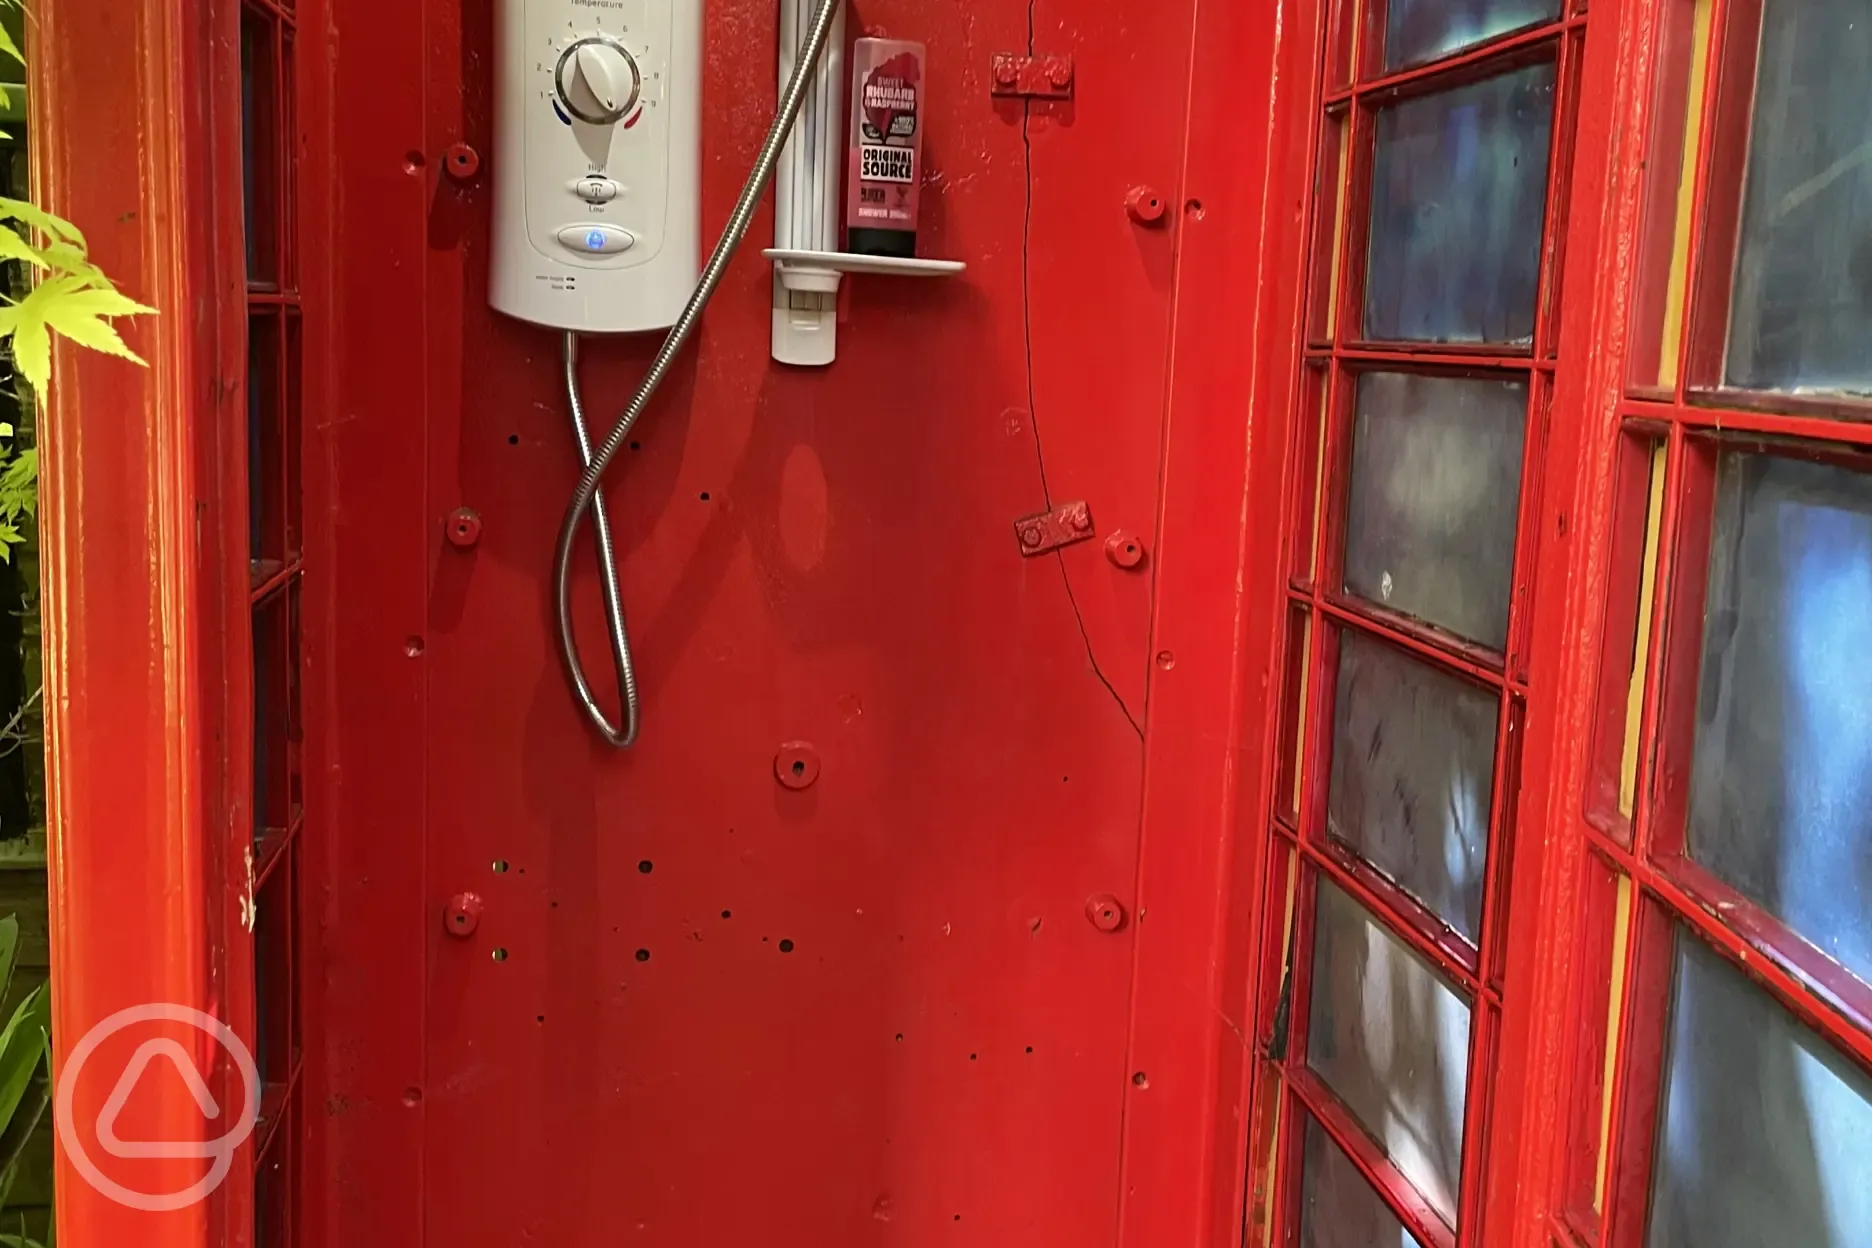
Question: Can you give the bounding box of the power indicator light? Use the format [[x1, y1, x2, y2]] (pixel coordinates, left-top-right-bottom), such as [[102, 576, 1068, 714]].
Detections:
[[585, 229, 606, 250]]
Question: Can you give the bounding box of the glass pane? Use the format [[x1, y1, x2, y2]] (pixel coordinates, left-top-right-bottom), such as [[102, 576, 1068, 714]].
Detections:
[[1687, 452, 1872, 983], [254, 854, 293, 1084], [1647, 932, 1872, 1248], [1724, 0, 1872, 398], [1365, 64, 1557, 345], [253, 591, 292, 845], [1301, 1114, 1426, 1248], [1385, 0, 1561, 71], [1308, 878, 1472, 1226], [249, 310, 283, 574], [1343, 371, 1528, 648], [239, 7, 279, 287], [256, 1133, 289, 1247], [1328, 631, 1499, 942]]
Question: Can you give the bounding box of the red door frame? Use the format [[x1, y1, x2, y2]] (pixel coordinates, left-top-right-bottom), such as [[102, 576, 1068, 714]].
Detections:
[[36, 1, 1651, 1247], [1121, 0, 1629, 1246], [34, 0, 254, 1245]]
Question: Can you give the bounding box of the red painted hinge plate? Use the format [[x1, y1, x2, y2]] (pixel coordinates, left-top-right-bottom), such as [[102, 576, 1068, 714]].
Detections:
[[991, 54, 1074, 100], [1014, 500, 1094, 556]]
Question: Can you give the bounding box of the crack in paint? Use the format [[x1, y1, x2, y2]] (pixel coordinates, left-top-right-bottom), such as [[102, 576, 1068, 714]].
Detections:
[[1019, 6, 1143, 742]]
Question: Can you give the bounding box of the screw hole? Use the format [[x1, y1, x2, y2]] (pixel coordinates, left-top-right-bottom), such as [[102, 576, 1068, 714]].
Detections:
[[721, 909, 732, 919], [492, 859, 509, 873], [699, 491, 711, 502], [779, 939, 795, 953], [969, 1052, 978, 1061], [507, 433, 520, 445], [635, 948, 651, 962], [491, 948, 508, 962], [1025, 1045, 1035, 1054], [791, 760, 806, 776], [1132, 1071, 1150, 1088], [638, 860, 654, 874], [895, 1033, 904, 1042], [405, 636, 426, 657], [629, 440, 641, 451]]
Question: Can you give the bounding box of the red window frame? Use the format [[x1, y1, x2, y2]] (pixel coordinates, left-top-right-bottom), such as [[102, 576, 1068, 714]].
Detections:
[[1439, 0, 1872, 1244], [1240, 3, 1593, 1246], [1558, 0, 1872, 1244], [238, 0, 307, 1241]]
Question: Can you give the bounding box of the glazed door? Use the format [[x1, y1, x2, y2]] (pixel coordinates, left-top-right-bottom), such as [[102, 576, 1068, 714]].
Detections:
[[315, 0, 1199, 1243]]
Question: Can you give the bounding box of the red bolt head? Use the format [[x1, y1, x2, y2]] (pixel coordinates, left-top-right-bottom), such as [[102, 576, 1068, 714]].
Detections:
[[775, 742, 822, 791], [1068, 505, 1092, 533], [995, 58, 1019, 86], [447, 507, 483, 549], [1126, 185, 1167, 226], [1105, 531, 1145, 569], [444, 141, 481, 180], [1086, 894, 1127, 933], [1047, 58, 1073, 88], [445, 892, 484, 938], [1018, 523, 1045, 549]]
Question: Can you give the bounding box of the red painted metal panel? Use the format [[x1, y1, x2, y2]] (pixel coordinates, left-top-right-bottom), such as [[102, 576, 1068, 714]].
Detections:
[[304, 0, 432, 1236], [312, 0, 1208, 1244]]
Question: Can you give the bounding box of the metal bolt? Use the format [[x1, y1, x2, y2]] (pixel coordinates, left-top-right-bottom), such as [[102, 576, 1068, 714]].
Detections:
[[447, 507, 483, 549], [445, 892, 484, 938], [995, 58, 1019, 86], [1105, 531, 1145, 569], [1046, 57, 1073, 88], [1068, 505, 1092, 533], [444, 141, 481, 180], [1126, 185, 1167, 226], [1085, 894, 1127, 933], [1018, 523, 1045, 549], [775, 742, 822, 791]]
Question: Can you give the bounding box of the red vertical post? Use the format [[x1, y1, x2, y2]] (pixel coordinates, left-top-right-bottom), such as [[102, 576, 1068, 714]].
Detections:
[[33, 0, 246, 1244]]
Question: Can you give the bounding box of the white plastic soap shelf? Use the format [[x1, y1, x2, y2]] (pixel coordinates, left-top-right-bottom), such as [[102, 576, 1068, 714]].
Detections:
[[764, 248, 967, 281]]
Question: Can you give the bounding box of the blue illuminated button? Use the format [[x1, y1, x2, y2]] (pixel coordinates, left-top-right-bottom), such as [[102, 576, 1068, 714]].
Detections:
[[555, 223, 635, 255]]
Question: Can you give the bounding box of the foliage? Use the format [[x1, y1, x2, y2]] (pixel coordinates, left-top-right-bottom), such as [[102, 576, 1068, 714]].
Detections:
[[0, 916, 49, 1248], [0, 17, 154, 563]]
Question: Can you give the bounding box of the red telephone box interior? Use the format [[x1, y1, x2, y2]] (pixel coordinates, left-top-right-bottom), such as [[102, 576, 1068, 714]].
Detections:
[[314, 0, 1211, 1241]]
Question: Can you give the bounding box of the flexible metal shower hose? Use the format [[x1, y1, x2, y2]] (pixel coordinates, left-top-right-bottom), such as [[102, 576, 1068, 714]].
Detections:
[[556, 0, 844, 747]]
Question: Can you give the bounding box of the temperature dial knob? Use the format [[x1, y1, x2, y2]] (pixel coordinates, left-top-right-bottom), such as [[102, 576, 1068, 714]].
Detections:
[[555, 37, 642, 125]]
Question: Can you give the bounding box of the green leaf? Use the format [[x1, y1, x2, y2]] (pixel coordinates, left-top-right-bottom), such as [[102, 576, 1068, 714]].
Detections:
[[0, 918, 18, 1007], [0, 984, 49, 1141], [4, 314, 46, 394], [0, 228, 44, 272], [46, 286, 156, 320], [40, 305, 144, 365], [0, 277, 154, 388], [0, 447, 35, 503], [0, 199, 83, 250], [0, 22, 19, 66]]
